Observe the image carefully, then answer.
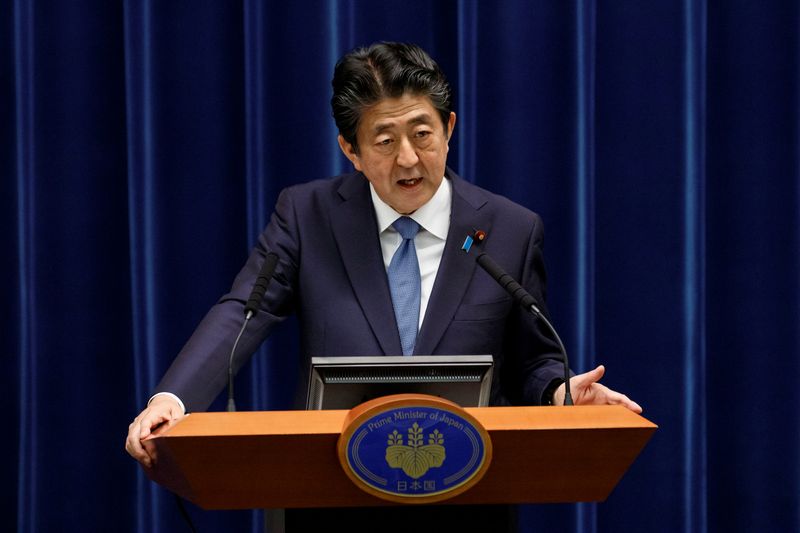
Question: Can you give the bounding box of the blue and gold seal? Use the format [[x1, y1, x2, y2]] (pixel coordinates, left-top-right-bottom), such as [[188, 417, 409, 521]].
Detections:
[[337, 394, 492, 504]]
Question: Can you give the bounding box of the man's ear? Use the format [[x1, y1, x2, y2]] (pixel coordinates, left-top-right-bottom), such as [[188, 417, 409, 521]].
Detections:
[[446, 111, 457, 140], [337, 135, 362, 172], [444, 112, 457, 154]]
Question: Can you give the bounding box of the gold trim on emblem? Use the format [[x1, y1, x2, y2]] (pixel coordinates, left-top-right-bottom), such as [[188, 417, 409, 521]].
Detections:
[[337, 394, 493, 504]]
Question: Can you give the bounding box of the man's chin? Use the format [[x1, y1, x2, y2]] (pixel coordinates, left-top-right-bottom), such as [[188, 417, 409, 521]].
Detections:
[[391, 191, 431, 215]]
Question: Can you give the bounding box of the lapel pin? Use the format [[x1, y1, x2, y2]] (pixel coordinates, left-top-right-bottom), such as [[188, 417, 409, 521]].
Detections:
[[461, 229, 487, 254]]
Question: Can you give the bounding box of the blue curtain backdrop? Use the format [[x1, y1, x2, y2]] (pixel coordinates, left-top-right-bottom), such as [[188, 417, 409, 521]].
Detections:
[[4, 1, 799, 532]]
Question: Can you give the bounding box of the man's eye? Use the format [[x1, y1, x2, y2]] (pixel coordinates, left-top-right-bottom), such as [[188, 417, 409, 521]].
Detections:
[[377, 138, 393, 146], [416, 130, 432, 138]]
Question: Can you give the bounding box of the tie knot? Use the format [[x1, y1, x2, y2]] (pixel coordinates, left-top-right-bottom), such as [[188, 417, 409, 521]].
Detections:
[[392, 216, 420, 240]]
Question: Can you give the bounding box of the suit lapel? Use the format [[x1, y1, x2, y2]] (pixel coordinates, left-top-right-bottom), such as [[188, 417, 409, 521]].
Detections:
[[331, 173, 403, 355], [415, 173, 491, 355]]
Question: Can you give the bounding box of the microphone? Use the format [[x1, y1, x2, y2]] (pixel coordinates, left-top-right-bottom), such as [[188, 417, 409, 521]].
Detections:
[[244, 252, 280, 318], [474, 252, 574, 406], [227, 252, 280, 412]]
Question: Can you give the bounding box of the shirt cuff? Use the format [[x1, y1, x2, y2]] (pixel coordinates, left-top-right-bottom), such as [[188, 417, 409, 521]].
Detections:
[[541, 378, 565, 406], [148, 392, 187, 415]]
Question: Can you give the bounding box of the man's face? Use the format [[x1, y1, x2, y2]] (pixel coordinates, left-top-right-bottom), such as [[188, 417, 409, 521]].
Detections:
[[338, 94, 456, 215]]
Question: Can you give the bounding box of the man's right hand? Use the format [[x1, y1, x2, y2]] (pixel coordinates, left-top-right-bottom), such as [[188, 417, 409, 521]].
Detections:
[[125, 395, 185, 468]]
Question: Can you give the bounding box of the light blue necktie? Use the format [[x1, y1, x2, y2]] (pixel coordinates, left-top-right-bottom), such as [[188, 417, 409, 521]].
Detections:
[[388, 217, 421, 356]]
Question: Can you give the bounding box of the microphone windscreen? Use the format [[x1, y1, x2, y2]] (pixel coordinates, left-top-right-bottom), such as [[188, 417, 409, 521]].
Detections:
[[244, 252, 280, 316], [476, 253, 538, 311]]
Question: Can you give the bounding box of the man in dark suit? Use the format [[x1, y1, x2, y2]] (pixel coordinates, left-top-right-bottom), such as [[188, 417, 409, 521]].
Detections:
[[126, 41, 640, 472]]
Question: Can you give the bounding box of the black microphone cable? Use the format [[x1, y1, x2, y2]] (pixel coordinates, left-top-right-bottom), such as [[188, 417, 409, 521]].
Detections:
[[227, 252, 279, 412], [474, 251, 574, 406]]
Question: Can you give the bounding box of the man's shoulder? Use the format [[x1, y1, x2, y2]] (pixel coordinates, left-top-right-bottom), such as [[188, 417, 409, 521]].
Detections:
[[278, 172, 369, 212], [449, 170, 541, 224], [281, 171, 365, 201]]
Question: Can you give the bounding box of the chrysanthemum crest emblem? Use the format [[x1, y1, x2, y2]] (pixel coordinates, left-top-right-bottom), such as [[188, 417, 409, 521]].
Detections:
[[385, 422, 446, 479]]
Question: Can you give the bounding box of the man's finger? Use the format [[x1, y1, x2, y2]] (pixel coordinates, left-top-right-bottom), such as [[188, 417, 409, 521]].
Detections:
[[139, 414, 160, 439], [126, 399, 184, 468], [605, 389, 643, 414], [125, 425, 153, 467], [571, 364, 606, 389], [588, 364, 606, 382], [618, 395, 643, 414], [139, 407, 172, 439]]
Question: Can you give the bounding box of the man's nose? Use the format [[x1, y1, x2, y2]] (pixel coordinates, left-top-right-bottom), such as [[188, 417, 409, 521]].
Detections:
[[396, 137, 419, 168]]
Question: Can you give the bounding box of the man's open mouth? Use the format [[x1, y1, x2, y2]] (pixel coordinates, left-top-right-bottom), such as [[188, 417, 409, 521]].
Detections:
[[397, 178, 422, 187]]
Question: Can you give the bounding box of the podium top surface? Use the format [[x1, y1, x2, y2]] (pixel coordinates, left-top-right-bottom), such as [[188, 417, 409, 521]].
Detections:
[[161, 405, 655, 437], [145, 405, 656, 509]]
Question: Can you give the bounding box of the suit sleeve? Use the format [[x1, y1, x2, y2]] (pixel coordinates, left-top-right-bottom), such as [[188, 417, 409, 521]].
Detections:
[[503, 213, 572, 405], [152, 187, 300, 413]]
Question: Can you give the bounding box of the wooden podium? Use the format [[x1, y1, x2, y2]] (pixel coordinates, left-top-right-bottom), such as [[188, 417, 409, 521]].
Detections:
[[145, 405, 656, 509]]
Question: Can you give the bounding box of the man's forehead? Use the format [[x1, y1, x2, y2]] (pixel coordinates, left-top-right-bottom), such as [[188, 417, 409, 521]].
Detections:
[[372, 112, 435, 133], [363, 95, 438, 130]]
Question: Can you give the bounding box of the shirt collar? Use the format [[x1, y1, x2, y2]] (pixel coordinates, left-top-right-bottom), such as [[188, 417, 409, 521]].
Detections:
[[369, 177, 451, 240]]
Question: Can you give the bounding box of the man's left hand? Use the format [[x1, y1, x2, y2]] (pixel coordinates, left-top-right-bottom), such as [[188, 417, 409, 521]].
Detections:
[[553, 364, 642, 413]]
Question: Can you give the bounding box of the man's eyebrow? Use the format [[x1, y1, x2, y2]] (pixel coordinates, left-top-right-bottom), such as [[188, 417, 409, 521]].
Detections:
[[373, 113, 435, 133], [408, 113, 435, 126]]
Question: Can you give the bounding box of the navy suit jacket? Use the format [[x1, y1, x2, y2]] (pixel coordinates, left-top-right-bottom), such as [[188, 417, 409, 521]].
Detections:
[[156, 169, 565, 412]]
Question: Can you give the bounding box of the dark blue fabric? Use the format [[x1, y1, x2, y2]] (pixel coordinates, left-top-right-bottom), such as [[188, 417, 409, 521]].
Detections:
[[4, 1, 798, 532]]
